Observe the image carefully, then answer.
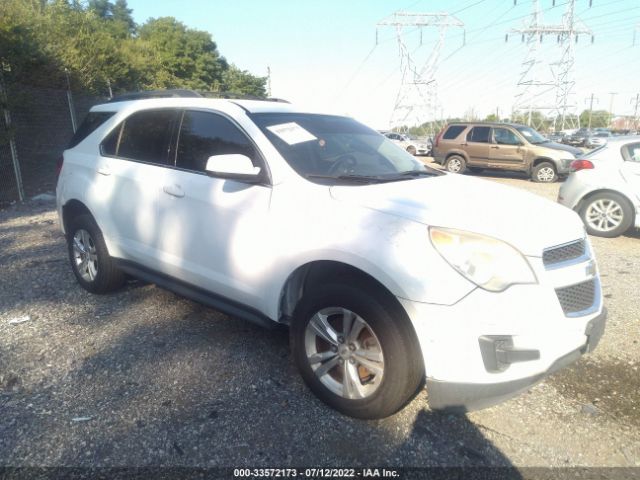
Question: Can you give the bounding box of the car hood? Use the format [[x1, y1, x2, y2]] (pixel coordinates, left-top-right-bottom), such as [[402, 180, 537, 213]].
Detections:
[[539, 141, 582, 156], [330, 174, 585, 256]]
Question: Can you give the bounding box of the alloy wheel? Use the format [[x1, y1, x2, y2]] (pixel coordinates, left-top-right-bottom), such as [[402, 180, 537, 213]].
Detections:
[[536, 166, 555, 182], [585, 198, 624, 233], [73, 229, 98, 282], [304, 307, 384, 400], [447, 158, 462, 173]]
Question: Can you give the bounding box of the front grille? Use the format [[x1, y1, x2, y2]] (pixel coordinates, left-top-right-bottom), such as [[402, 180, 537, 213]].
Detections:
[[556, 279, 596, 315], [543, 239, 586, 267]]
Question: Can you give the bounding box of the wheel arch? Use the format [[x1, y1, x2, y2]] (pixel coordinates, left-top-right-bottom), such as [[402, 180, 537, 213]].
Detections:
[[575, 188, 636, 222], [279, 260, 411, 327], [61, 199, 95, 235], [445, 151, 468, 162], [532, 157, 557, 169]]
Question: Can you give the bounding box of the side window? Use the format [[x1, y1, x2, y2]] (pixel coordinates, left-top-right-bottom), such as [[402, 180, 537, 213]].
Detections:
[[69, 111, 115, 149], [467, 126, 491, 143], [493, 128, 521, 146], [176, 111, 256, 172], [102, 109, 179, 164], [443, 125, 465, 140], [624, 143, 640, 163]]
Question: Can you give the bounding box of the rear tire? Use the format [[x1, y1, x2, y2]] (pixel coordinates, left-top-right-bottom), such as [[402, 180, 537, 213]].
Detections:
[[579, 192, 634, 238], [290, 283, 424, 419], [66, 214, 125, 294], [532, 161, 557, 183], [444, 155, 466, 174]]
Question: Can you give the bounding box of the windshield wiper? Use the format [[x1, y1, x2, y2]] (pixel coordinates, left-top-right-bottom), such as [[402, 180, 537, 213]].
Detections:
[[396, 169, 440, 177], [306, 174, 393, 183]]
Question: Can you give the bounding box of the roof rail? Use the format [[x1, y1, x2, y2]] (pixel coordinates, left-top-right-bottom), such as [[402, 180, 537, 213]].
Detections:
[[107, 89, 203, 103], [199, 91, 290, 103]]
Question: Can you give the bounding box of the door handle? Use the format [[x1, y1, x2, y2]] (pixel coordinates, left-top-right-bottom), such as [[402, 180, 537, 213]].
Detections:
[[97, 166, 111, 176], [491, 146, 500, 149], [163, 184, 185, 198], [459, 143, 468, 146]]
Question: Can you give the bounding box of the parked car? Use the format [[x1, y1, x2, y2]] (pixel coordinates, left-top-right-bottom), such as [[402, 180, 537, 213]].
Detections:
[[432, 122, 579, 182], [564, 128, 592, 147], [382, 131, 431, 156], [585, 131, 611, 149], [546, 132, 565, 143], [57, 90, 606, 419], [559, 136, 640, 237]]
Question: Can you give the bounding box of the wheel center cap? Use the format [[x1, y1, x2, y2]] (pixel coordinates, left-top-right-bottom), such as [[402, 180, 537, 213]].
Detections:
[[338, 345, 350, 359]]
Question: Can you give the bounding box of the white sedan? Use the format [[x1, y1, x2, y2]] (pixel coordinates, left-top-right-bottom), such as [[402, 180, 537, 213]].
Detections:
[[559, 136, 640, 237]]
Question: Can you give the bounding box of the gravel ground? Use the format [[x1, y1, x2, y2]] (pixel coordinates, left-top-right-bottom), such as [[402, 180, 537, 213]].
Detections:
[[0, 169, 639, 472]]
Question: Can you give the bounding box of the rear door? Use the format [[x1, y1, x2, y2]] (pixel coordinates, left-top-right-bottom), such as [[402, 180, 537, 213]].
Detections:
[[464, 126, 491, 166], [620, 141, 640, 201], [96, 108, 180, 266], [488, 127, 527, 170]]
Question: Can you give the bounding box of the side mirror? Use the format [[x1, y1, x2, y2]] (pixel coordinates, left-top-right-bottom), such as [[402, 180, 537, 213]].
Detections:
[[205, 154, 262, 182]]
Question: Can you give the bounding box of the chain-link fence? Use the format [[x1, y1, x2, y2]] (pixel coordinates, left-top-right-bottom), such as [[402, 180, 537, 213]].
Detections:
[[0, 69, 106, 205]]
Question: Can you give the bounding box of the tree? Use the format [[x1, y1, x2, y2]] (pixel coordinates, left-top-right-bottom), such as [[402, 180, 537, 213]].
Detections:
[[138, 17, 228, 91], [221, 65, 266, 97], [579, 109, 610, 129]]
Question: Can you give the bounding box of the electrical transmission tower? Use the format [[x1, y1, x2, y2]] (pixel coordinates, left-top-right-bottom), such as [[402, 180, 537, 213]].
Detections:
[[377, 12, 463, 135], [508, 0, 592, 131]]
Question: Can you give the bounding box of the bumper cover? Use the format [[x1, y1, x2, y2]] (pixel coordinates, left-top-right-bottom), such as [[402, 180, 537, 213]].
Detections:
[[426, 308, 607, 412]]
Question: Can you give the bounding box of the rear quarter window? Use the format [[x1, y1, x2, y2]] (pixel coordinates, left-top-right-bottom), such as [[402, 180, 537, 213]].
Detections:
[[68, 111, 115, 149], [443, 125, 466, 140]]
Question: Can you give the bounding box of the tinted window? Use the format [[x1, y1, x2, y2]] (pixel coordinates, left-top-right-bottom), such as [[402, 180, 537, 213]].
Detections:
[[443, 125, 465, 140], [69, 111, 115, 148], [176, 111, 256, 172], [110, 109, 179, 164], [467, 126, 491, 143], [493, 128, 521, 145]]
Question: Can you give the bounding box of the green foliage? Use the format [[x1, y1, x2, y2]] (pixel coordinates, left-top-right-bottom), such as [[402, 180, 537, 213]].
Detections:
[[579, 109, 610, 129], [0, 0, 266, 97]]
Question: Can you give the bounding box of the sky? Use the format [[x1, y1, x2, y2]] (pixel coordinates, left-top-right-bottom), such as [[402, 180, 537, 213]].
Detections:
[[125, 0, 640, 130]]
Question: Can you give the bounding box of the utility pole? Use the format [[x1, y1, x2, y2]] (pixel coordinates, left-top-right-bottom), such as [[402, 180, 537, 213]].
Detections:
[[508, 0, 592, 131], [377, 11, 464, 135], [632, 93, 640, 130], [585, 93, 598, 129], [607, 92, 617, 128], [266, 66, 272, 98]]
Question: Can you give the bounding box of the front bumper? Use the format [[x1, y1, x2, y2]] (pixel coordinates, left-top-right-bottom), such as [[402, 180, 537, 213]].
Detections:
[[398, 249, 605, 412], [425, 309, 606, 411]]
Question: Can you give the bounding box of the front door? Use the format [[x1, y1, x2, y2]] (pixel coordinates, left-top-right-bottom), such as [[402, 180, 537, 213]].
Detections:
[[155, 110, 272, 310], [488, 127, 527, 170]]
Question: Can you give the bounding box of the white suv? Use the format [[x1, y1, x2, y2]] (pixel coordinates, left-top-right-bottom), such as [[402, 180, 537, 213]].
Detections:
[[56, 91, 606, 419]]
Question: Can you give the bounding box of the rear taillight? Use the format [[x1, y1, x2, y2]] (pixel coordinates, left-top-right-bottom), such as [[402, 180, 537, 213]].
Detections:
[[570, 159, 594, 171], [56, 156, 64, 178]]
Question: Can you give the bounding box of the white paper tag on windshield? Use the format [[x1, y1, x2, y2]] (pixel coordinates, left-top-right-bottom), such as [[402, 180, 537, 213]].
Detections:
[[267, 122, 317, 145]]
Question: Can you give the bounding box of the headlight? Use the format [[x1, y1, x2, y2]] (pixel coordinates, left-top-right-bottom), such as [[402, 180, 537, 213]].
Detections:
[[429, 227, 537, 292]]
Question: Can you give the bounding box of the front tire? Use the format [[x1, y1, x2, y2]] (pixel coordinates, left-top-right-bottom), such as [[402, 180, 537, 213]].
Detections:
[[290, 283, 424, 419], [66, 214, 125, 294], [580, 192, 634, 238], [532, 162, 557, 183], [444, 155, 466, 174]]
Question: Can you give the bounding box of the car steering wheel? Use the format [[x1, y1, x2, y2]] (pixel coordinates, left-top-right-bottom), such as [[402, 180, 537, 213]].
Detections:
[[327, 154, 358, 176]]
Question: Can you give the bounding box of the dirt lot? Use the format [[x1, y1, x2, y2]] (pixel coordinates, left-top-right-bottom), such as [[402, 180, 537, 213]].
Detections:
[[1, 168, 639, 473]]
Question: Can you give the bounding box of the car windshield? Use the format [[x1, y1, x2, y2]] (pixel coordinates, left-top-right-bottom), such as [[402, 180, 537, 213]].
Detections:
[[250, 113, 440, 184], [515, 125, 547, 144]]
